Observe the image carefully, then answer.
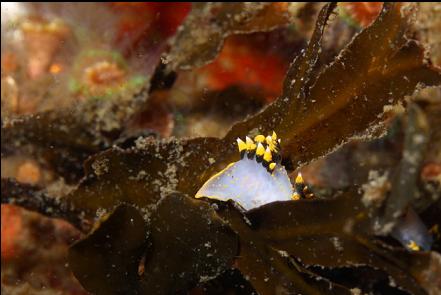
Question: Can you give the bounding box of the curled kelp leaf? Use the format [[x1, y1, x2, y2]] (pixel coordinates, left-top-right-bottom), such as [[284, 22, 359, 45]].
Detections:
[[217, 191, 437, 295], [69, 194, 238, 295], [282, 2, 337, 100], [0, 85, 150, 182], [215, 200, 352, 295], [238, 177, 434, 293], [1, 111, 103, 182], [166, 3, 292, 70], [67, 137, 227, 217], [225, 3, 441, 167], [139, 194, 238, 294], [1, 178, 87, 231], [68, 205, 148, 295]]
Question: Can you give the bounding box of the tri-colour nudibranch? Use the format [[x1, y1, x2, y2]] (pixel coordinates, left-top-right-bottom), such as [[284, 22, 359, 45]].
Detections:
[[196, 132, 432, 252], [195, 132, 311, 210]]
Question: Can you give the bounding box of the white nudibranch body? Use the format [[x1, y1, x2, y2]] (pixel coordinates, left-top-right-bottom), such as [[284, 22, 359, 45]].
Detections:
[[195, 155, 293, 210], [195, 132, 307, 211]]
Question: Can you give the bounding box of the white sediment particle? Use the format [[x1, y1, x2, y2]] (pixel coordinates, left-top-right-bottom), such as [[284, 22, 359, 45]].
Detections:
[[388, 276, 397, 287], [412, 134, 425, 144], [156, 140, 185, 198], [129, 170, 148, 181], [91, 158, 109, 176], [343, 218, 355, 234], [380, 222, 395, 235], [330, 236, 344, 251], [361, 170, 390, 207], [403, 150, 419, 165], [45, 178, 75, 197], [278, 250, 289, 258], [138, 205, 154, 222], [161, 165, 178, 194], [242, 215, 252, 226], [199, 274, 218, 283], [134, 136, 151, 150], [96, 207, 108, 219]]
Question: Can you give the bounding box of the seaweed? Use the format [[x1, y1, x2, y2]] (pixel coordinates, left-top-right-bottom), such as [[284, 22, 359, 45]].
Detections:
[[68, 205, 147, 295], [2, 2, 441, 295], [69, 194, 238, 295], [380, 104, 431, 231], [1, 178, 88, 231], [226, 3, 440, 166], [0, 84, 151, 182], [221, 192, 428, 294], [166, 3, 292, 70]]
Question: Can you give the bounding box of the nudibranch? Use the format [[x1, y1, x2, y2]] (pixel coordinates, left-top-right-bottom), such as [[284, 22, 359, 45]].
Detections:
[[195, 132, 312, 210], [391, 207, 433, 252], [195, 132, 433, 252]]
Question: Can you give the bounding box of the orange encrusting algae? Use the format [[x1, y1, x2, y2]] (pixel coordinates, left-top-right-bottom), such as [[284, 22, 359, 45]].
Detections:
[[1, 205, 23, 260], [197, 38, 287, 102], [110, 2, 191, 50]]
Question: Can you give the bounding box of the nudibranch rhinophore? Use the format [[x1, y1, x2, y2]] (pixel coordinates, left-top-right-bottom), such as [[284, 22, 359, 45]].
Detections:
[[195, 132, 312, 210]]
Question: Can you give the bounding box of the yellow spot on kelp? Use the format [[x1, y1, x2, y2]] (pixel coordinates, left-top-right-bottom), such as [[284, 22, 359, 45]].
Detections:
[[269, 162, 276, 170], [295, 173, 304, 184], [407, 240, 421, 251], [245, 136, 256, 151], [237, 138, 247, 152], [254, 134, 266, 143], [263, 146, 272, 162], [256, 142, 265, 156]]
